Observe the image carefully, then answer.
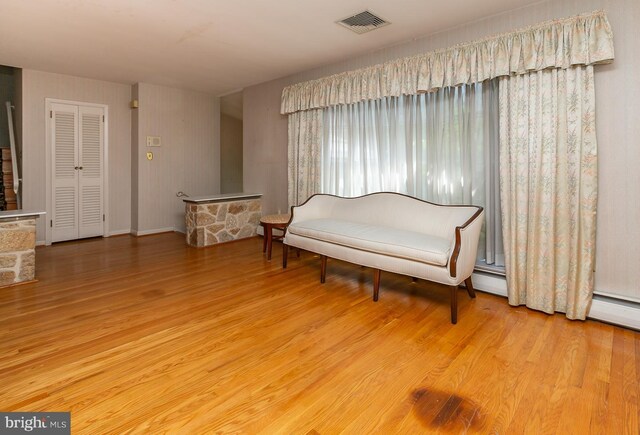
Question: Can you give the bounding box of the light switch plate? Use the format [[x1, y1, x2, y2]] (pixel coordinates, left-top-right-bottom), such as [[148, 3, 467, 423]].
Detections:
[[146, 136, 161, 147]]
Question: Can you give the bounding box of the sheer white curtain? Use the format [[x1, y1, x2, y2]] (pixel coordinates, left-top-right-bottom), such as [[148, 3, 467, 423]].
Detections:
[[320, 81, 503, 266]]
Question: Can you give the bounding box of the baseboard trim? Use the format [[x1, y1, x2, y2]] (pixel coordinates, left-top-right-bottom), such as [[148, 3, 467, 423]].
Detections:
[[131, 227, 176, 236], [0, 278, 38, 288], [593, 290, 640, 304], [471, 272, 640, 331], [588, 297, 640, 331], [471, 272, 507, 297], [36, 240, 46, 246], [107, 229, 131, 237]]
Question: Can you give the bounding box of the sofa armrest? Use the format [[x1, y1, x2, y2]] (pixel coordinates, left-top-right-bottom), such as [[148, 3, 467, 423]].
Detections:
[[288, 194, 335, 226], [449, 208, 484, 281]]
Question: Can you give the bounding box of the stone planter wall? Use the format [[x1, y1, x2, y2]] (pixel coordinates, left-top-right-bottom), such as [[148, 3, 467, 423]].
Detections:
[[186, 199, 261, 247], [0, 218, 36, 286]]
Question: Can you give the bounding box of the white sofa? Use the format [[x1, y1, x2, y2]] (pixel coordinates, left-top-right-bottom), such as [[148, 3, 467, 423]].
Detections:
[[282, 192, 484, 324]]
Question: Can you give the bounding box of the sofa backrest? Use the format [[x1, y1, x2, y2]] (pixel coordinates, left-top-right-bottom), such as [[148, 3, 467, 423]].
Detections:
[[291, 193, 481, 241]]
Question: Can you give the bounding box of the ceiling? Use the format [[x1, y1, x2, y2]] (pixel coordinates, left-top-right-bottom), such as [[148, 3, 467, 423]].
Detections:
[[0, 0, 540, 96]]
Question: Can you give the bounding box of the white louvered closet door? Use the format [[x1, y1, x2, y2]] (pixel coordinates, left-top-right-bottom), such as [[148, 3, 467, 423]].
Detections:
[[51, 103, 80, 242], [78, 106, 104, 238], [51, 103, 104, 242]]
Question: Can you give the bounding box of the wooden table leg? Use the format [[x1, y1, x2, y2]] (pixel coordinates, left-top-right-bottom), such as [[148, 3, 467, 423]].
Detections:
[[261, 214, 291, 262], [261, 224, 267, 253], [266, 224, 274, 260]]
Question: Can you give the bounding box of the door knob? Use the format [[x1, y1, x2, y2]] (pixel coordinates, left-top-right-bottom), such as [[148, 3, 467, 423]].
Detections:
[[78, 166, 83, 170], [74, 166, 79, 170]]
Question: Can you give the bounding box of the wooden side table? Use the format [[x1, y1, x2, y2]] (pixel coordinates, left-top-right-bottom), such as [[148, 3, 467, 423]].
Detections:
[[260, 214, 290, 260]]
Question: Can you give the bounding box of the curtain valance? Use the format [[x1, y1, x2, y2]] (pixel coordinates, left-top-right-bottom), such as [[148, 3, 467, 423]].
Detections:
[[281, 11, 614, 115]]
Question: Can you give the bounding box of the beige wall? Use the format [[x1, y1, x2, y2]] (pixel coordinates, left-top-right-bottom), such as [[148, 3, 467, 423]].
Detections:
[[20, 71, 221, 240], [220, 113, 243, 193], [243, 83, 288, 215], [243, 0, 640, 301], [21, 69, 132, 241], [132, 83, 220, 234], [130, 84, 139, 233]]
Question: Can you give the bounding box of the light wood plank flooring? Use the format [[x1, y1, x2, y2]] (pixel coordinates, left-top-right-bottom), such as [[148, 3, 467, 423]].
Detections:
[[1, 233, 638, 434]]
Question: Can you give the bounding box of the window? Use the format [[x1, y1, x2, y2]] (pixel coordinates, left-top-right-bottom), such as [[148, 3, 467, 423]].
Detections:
[[320, 80, 504, 268]]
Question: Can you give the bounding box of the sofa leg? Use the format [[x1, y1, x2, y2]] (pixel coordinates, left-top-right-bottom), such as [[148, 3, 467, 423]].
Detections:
[[283, 244, 288, 269], [465, 277, 476, 299], [373, 269, 381, 301], [411, 277, 418, 283], [320, 255, 327, 284], [450, 286, 458, 324]]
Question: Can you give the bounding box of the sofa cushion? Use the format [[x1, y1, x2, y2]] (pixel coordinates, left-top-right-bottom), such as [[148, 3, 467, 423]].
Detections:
[[288, 219, 451, 266]]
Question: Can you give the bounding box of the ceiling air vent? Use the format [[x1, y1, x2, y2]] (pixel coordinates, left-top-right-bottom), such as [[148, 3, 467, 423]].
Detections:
[[337, 10, 390, 34]]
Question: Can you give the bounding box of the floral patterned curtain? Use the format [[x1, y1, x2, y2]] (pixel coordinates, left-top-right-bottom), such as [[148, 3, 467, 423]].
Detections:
[[498, 65, 598, 319], [281, 11, 614, 115], [287, 109, 323, 208]]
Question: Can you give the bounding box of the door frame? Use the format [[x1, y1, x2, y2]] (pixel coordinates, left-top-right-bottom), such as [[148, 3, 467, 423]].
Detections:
[[45, 98, 109, 245]]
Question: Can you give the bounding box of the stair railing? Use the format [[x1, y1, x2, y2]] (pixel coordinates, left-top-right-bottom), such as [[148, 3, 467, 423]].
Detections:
[[5, 101, 20, 209]]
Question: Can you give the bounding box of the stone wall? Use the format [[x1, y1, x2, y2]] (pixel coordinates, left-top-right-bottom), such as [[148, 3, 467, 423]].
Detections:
[[185, 199, 261, 247], [0, 218, 36, 286]]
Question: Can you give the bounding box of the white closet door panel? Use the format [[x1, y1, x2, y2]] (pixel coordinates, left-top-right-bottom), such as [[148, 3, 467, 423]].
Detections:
[[78, 106, 104, 238], [80, 109, 102, 179], [54, 187, 77, 229], [51, 103, 79, 242]]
